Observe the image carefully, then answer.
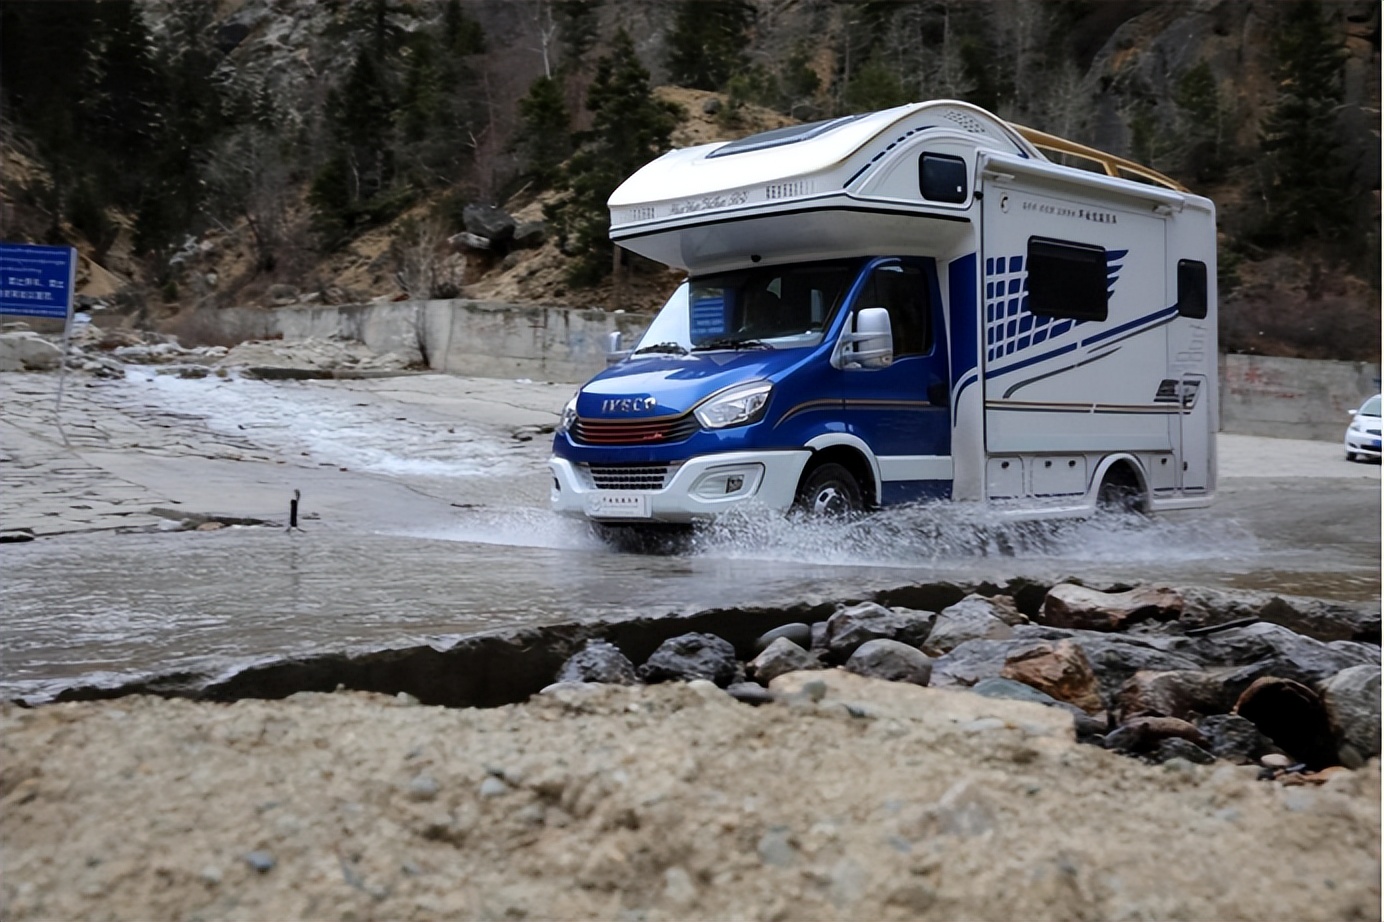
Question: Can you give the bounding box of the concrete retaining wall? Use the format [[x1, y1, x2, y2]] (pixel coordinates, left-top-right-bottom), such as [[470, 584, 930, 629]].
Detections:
[[224, 299, 1378, 442], [1220, 354, 1381, 442]]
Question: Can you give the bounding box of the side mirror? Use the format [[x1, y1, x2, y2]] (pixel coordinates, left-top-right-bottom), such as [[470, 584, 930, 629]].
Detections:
[[605, 330, 630, 365], [832, 306, 893, 369]]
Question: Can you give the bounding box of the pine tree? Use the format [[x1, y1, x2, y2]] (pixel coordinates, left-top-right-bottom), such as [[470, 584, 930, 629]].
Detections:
[[1258, 0, 1350, 245], [663, 0, 756, 92], [547, 29, 678, 286], [1173, 60, 1227, 186], [515, 76, 572, 190]]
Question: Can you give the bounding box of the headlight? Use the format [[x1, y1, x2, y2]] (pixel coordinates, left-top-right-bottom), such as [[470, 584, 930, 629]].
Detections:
[[694, 381, 772, 429], [558, 395, 578, 434]]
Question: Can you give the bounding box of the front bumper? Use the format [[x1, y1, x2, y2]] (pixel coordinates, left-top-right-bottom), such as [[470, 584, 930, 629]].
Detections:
[[550, 450, 811, 523], [1345, 430, 1381, 460]]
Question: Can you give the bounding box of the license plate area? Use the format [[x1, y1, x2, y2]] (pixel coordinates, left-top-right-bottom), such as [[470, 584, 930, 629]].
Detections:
[[587, 492, 650, 518]]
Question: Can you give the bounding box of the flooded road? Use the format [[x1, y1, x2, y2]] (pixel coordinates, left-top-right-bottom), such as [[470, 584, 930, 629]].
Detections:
[[2, 370, 1378, 701]]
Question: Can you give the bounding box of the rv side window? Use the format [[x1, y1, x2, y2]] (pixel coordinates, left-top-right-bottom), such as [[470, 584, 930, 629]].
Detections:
[[1177, 259, 1208, 319], [1026, 237, 1107, 321], [919, 153, 968, 204], [857, 265, 931, 356]]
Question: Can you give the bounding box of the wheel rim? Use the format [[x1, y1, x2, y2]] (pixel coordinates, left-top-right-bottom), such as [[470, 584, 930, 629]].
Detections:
[[811, 485, 846, 515]]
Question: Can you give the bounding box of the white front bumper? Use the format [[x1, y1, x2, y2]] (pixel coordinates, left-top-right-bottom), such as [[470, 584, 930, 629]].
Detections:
[[550, 450, 812, 523]]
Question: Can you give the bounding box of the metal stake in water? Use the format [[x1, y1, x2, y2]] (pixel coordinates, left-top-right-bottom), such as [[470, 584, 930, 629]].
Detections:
[[286, 489, 305, 534]]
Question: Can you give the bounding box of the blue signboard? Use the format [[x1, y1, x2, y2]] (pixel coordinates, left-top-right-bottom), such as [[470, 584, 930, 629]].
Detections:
[[0, 243, 76, 319]]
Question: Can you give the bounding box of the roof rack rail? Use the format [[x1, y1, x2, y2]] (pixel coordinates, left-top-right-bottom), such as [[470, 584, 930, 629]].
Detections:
[[1009, 123, 1188, 193]]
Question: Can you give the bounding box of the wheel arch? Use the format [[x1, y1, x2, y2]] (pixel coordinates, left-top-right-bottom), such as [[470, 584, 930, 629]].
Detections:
[[1091, 453, 1150, 512], [803, 434, 881, 506]]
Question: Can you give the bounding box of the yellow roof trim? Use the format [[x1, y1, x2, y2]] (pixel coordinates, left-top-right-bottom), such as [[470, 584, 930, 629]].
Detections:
[[1008, 123, 1188, 193]]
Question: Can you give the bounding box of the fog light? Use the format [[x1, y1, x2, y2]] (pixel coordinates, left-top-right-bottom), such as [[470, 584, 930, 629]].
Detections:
[[725, 475, 744, 494]]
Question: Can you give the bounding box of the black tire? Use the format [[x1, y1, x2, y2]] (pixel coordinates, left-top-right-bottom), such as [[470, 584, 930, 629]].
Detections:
[[796, 462, 864, 517], [1346, 450, 1357, 462], [1096, 470, 1145, 515]]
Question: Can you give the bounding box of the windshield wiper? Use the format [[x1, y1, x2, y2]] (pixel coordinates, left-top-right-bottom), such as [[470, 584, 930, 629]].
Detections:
[[691, 337, 772, 352], [632, 341, 690, 356]]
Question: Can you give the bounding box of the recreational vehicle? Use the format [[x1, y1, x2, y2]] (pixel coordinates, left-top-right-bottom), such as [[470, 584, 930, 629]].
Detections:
[[549, 100, 1217, 526]]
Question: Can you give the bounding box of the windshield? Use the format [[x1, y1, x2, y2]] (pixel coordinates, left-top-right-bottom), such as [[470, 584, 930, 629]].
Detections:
[[1361, 395, 1381, 417], [686, 260, 859, 350]]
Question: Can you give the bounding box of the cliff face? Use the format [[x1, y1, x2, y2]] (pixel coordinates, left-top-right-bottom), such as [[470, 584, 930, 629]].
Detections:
[[2, 0, 1378, 361]]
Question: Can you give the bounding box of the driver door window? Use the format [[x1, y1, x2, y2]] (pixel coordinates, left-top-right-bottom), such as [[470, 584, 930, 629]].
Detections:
[[857, 265, 931, 356]]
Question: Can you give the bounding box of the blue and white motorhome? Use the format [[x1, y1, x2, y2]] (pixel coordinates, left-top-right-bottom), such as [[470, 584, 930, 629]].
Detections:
[[549, 99, 1217, 525]]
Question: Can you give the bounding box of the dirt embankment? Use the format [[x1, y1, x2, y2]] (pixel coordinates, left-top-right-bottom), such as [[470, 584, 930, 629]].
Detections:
[[2, 671, 1379, 922]]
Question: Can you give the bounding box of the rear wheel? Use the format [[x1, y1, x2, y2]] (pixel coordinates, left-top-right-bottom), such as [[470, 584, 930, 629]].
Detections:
[[796, 463, 864, 517]]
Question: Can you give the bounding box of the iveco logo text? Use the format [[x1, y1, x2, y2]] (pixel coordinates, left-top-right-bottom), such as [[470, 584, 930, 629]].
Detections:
[[602, 396, 657, 413]]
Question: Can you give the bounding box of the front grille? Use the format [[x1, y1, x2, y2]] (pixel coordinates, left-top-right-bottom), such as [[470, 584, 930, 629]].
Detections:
[[572, 413, 700, 445], [585, 464, 675, 490]]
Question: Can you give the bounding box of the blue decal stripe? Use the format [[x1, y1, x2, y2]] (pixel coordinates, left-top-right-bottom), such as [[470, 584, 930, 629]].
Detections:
[[987, 342, 1078, 379], [1081, 305, 1178, 348]]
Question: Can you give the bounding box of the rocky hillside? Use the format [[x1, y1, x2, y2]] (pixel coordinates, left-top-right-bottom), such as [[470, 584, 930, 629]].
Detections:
[[0, 0, 1378, 361]]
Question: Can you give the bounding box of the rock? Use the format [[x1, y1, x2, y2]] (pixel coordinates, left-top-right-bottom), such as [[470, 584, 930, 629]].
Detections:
[[756, 827, 798, 867], [243, 850, 275, 873], [1153, 737, 1216, 764], [638, 633, 739, 687], [970, 677, 1106, 737], [268, 283, 299, 305], [844, 639, 932, 686], [930, 637, 1041, 687], [922, 596, 1016, 655], [1197, 713, 1276, 764], [754, 623, 813, 653], [1318, 664, 1381, 761], [725, 682, 775, 706], [450, 231, 492, 251], [408, 774, 440, 802], [511, 221, 547, 249], [1000, 640, 1103, 714], [821, 602, 934, 663], [1190, 623, 1380, 689], [749, 637, 821, 685], [462, 204, 516, 247], [1104, 716, 1210, 754], [1041, 583, 1183, 632], [1233, 676, 1338, 770], [479, 776, 509, 798], [1258, 596, 1381, 644], [0, 332, 62, 371], [1115, 669, 1238, 722], [555, 640, 638, 686]]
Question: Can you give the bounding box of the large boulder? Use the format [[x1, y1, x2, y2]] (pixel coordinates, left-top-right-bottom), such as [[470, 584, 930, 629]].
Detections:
[[462, 204, 516, 248], [845, 639, 933, 686], [1318, 664, 1381, 764], [821, 602, 934, 664], [1041, 583, 1183, 632], [1186, 622, 1380, 688], [639, 633, 739, 687]]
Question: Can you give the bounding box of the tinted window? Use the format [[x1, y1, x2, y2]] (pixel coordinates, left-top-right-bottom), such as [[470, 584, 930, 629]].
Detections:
[[1026, 237, 1107, 321], [687, 261, 857, 348], [856, 264, 931, 356], [1177, 259, 1208, 319], [919, 153, 968, 204]]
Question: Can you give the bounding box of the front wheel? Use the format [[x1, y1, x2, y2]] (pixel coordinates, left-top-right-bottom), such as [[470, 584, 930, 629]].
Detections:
[[796, 463, 864, 517]]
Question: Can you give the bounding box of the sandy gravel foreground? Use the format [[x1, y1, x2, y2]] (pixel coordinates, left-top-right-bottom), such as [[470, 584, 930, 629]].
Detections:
[[2, 672, 1378, 922]]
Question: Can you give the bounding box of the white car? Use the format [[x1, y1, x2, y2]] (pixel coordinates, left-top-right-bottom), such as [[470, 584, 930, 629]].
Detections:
[[1344, 394, 1381, 462]]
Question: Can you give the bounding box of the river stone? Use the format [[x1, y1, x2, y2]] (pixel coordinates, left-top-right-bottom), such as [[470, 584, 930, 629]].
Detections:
[[754, 623, 813, 654], [1000, 640, 1103, 714], [1318, 664, 1381, 761], [1257, 596, 1382, 644], [1104, 716, 1209, 754], [1041, 583, 1183, 632], [930, 637, 1044, 687], [1197, 713, 1277, 764], [845, 639, 932, 686], [822, 602, 935, 663], [555, 640, 638, 685], [638, 633, 739, 687], [0, 332, 61, 371], [1233, 676, 1338, 770], [749, 637, 821, 685], [923, 596, 1016, 655], [1115, 669, 1239, 722]]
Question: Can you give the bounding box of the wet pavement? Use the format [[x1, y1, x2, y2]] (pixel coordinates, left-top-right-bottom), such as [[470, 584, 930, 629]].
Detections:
[[1, 368, 1379, 702]]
